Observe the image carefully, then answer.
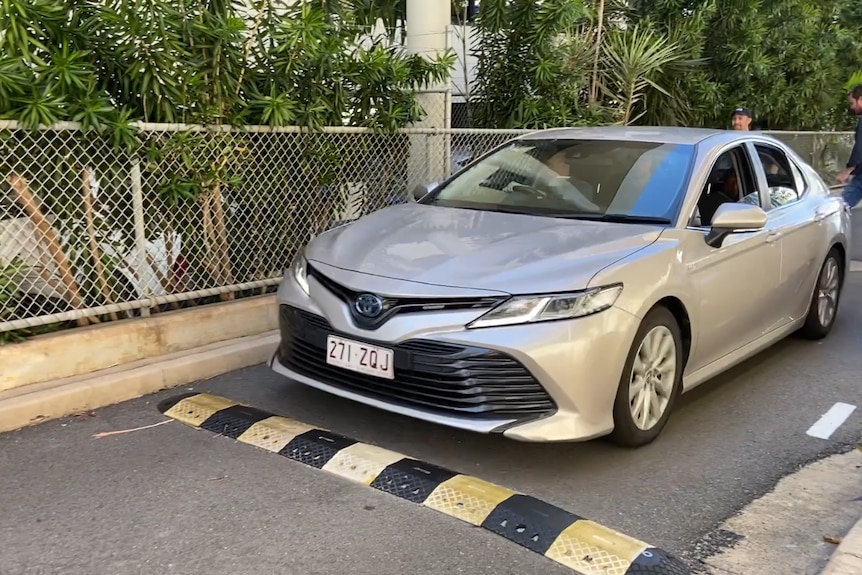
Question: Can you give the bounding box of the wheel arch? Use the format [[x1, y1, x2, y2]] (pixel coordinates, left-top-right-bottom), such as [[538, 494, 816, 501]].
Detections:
[[830, 241, 847, 278], [648, 296, 692, 370]]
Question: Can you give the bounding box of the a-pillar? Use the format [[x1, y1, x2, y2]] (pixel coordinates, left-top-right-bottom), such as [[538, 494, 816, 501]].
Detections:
[[405, 0, 451, 194]]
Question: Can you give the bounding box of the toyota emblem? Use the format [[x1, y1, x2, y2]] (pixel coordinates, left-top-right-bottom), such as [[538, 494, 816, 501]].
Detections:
[[354, 293, 384, 318]]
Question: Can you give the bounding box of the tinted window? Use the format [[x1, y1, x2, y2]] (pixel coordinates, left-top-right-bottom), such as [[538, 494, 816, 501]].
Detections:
[[424, 139, 696, 222], [694, 146, 760, 226]]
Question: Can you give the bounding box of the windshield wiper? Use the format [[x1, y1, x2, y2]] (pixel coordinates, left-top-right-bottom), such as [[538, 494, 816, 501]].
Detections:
[[556, 213, 671, 224], [432, 203, 671, 224], [482, 205, 548, 216]]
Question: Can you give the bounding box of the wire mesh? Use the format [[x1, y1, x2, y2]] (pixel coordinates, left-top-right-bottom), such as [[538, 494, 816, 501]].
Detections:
[[0, 127, 139, 333], [0, 123, 854, 338], [768, 131, 856, 183]]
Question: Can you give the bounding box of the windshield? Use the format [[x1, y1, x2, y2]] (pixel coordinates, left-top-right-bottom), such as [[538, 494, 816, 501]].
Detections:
[[423, 138, 695, 223]]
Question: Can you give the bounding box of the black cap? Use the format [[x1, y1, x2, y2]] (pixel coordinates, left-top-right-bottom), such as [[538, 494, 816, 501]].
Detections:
[[732, 107, 752, 118]]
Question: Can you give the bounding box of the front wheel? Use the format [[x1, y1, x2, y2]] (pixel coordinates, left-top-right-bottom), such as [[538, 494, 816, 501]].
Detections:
[[799, 247, 843, 340], [609, 306, 684, 448]]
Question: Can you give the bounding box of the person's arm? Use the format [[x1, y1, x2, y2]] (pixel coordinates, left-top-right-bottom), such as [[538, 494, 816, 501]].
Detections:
[[838, 118, 862, 183], [848, 118, 862, 170]]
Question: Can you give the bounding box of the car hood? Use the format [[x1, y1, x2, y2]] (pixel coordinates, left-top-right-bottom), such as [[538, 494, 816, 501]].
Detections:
[[306, 203, 663, 294]]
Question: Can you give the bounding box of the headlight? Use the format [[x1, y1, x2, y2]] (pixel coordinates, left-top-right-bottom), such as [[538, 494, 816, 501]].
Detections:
[[467, 284, 623, 329], [291, 252, 309, 295]]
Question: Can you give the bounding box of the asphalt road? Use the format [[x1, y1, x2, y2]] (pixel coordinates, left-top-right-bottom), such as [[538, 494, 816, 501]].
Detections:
[[2, 247, 862, 574]]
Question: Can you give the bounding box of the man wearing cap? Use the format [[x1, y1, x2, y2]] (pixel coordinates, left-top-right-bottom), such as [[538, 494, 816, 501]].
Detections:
[[727, 106, 782, 204], [731, 107, 753, 130]]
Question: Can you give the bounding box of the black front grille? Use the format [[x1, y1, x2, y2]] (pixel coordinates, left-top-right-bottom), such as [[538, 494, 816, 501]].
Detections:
[[276, 305, 556, 422], [307, 264, 505, 330]]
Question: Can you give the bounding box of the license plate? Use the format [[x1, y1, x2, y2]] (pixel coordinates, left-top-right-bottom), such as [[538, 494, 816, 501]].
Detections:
[[326, 335, 395, 380]]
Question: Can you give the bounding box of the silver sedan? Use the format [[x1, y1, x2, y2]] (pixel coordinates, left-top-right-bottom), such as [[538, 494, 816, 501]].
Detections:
[[269, 126, 851, 447]]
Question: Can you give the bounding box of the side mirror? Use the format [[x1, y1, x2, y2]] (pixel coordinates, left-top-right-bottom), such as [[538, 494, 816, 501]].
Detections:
[[409, 182, 438, 202], [705, 203, 767, 248]]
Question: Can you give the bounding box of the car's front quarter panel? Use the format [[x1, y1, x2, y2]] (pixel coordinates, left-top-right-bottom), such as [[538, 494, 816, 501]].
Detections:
[[588, 232, 695, 316], [585, 232, 701, 371]]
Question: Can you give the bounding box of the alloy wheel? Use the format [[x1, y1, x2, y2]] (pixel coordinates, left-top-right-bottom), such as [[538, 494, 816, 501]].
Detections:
[[628, 325, 677, 431], [817, 257, 840, 327]]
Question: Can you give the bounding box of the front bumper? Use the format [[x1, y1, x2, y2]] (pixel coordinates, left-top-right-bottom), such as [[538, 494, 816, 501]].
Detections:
[[270, 269, 641, 442]]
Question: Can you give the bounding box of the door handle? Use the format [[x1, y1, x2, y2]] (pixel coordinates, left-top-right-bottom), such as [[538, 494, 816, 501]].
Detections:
[[815, 213, 828, 222], [765, 232, 782, 244]]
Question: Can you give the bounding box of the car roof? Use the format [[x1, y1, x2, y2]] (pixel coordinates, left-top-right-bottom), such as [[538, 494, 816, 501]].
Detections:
[[515, 125, 754, 146]]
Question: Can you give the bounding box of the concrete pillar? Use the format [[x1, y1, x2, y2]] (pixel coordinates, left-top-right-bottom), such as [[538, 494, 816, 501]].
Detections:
[[405, 0, 451, 193]]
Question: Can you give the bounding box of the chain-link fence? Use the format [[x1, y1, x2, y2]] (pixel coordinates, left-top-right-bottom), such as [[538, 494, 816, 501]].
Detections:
[[0, 121, 854, 341], [768, 131, 856, 182]]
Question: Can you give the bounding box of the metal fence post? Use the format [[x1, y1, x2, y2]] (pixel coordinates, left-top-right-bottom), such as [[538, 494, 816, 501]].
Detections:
[[130, 157, 151, 318], [443, 89, 452, 177], [425, 132, 432, 184]]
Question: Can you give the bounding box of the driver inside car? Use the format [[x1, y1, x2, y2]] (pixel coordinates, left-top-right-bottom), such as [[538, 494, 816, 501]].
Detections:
[[721, 171, 740, 201], [545, 148, 599, 201]]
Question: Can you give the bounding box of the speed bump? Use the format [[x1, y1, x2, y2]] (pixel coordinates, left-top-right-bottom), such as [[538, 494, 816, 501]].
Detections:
[[157, 392, 691, 575]]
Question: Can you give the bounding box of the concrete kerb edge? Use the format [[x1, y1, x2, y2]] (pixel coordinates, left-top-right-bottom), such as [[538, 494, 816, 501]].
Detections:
[[820, 513, 862, 575], [0, 293, 278, 393], [0, 330, 279, 434]]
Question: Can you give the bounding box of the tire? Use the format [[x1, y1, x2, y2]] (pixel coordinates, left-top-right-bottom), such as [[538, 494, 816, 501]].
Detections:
[[799, 247, 843, 340], [609, 306, 684, 448]]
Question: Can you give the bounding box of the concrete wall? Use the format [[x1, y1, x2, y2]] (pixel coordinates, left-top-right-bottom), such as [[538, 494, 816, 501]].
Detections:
[[0, 294, 277, 393]]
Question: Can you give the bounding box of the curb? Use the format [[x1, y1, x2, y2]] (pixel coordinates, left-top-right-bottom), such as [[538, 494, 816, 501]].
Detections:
[[157, 391, 692, 575], [1, 293, 276, 392], [820, 514, 862, 575], [0, 331, 278, 434]]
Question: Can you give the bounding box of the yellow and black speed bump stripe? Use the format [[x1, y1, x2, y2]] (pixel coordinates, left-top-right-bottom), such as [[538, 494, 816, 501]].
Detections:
[[157, 392, 691, 575]]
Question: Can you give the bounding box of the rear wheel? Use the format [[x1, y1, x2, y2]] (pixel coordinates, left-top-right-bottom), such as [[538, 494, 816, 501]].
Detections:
[[799, 247, 843, 340], [609, 306, 684, 448]]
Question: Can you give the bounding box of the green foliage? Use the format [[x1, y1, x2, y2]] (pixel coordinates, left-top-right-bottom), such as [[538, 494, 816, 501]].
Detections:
[[0, 0, 455, 132], [845, 71, 862, 91], [600, 24, 690, 125], [699, 0, 843, 129], [470, 0, 862, 131], [472, 0, 594, 128]]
